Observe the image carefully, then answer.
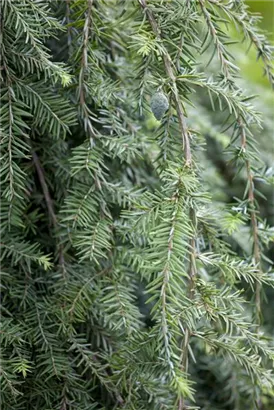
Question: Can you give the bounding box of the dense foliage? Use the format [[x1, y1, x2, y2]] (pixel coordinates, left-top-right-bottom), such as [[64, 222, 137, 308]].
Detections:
[[0, 1, 273, 409]]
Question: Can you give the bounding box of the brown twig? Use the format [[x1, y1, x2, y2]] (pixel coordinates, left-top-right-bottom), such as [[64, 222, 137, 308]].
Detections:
[[238, 117, 262, 324], [32, 151, 57, 226], [32, 150, 65, 268], [66, 0, 72, 58]]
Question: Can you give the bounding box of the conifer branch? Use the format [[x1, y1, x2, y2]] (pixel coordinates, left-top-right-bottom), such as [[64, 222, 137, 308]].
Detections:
[[66, 0, 72, 57], [7, 87, 14, 227], [79, 0, 93, 107], [208, 0, 274, 87], [161, 187, 180, 372], [138, 0, 192, 165], [1, 13, 15, 227], [32, 150, 65, 267], [198, 0, 234, 79], [32, 151, 57, 227], [178, 207, 197, 410], [238, 117, 262, 323], [138, 2, 198, 406], [78, 0, 96, 138], [198, 0, 264, 325]]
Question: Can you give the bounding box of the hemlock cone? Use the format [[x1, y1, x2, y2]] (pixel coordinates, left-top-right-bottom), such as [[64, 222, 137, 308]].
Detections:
[[150, 92, 169, 120], [0, 1, 274, 410]]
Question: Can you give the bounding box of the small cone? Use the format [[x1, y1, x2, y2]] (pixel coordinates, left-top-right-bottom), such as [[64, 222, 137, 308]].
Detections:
[[150, 92, 169, 120]]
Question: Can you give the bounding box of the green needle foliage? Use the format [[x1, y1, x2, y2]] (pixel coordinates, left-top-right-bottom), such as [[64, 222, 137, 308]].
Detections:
[[0, 1, 273, 409]]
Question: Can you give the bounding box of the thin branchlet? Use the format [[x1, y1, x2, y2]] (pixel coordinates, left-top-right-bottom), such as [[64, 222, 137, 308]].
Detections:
[[161, 187, 180, 373], [198, 0, 234, 79], [32, 150, 65, 270], [78, 0, 96, 138], [1, 15, 15, 228], [138, 0, 192, 165], [138, 2, 198, 406], [238, 117, 262, 324], [208, 0, 274, 87], [66, 0, 72, 58], [198, 0, 264, 324]]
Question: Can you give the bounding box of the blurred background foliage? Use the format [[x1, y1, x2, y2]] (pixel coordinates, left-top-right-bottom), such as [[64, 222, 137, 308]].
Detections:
[[243, 1, 274, 85], [246, 1, 273, 35]]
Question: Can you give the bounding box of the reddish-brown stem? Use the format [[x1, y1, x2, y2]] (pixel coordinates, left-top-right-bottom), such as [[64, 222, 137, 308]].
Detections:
[[238, 117, 262, 323], [32, 151, 65, 268]]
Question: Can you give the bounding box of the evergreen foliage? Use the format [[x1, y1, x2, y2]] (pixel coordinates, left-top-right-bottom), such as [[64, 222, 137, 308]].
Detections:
[[0, 1, 273, 409]]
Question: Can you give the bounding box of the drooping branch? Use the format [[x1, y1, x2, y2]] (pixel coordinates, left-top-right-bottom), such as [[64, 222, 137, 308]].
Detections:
[[1, 12, 15, 228], [138, 0, 192, 165], [238, 117, 262, 323], [161, 187, 180, 372], [77, 0, 97, 139], [32, 150, 65, 268], [197, 0, 264, 325], [178, 207, 197, 410], [138, 2, 197, 407], [32, 151, 57, 226], [66, 0, 72, 58], [208, 0, 274, 87], [198, 0, 234, 79], [79, 0, 93, 107]]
